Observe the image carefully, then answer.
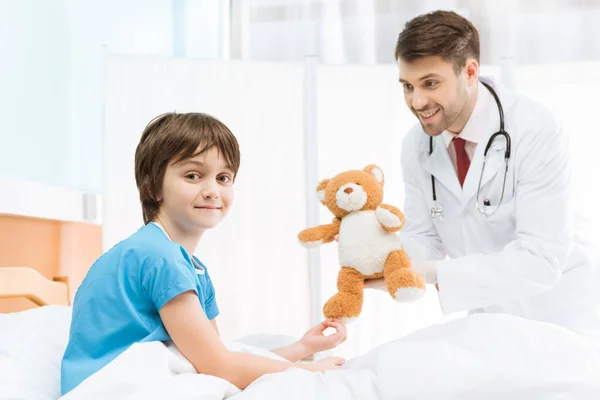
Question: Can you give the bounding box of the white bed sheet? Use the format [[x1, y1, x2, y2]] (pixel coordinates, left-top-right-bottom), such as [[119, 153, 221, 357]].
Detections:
[[59, 313, 600, 400], [0, 305, 72, 400]]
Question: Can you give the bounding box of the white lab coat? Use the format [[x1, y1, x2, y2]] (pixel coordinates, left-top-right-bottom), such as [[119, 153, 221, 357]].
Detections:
[[399, 77, 600, 336]]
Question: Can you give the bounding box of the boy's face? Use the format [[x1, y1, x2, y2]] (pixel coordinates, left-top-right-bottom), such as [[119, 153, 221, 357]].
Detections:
[[158, 146, 234, 234], [398, 56, 473, 136]]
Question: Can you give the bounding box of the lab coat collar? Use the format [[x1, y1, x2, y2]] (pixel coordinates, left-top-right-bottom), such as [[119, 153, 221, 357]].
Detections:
[[422, 134, 463, 200]]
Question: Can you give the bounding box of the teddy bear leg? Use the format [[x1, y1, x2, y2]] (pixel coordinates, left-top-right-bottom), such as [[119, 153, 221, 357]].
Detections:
[[322, 267, 365, 323], [384, 250, 426, 302]]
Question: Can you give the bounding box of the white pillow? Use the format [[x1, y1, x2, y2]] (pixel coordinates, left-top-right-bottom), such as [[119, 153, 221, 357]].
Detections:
[[0, 305, 72, 400]]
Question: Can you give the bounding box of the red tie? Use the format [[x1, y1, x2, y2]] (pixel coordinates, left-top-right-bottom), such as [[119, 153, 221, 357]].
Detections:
[[453, 137, 470, 188]]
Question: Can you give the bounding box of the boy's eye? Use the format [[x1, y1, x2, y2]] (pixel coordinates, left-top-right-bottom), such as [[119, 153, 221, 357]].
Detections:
[[218, 175, 232, 183], [186, 173, 200, 180]]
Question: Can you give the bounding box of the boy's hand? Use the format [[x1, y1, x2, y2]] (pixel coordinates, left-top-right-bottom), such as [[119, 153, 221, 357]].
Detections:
[[302, 356, 345, 372], [300, 318, 347, 356]]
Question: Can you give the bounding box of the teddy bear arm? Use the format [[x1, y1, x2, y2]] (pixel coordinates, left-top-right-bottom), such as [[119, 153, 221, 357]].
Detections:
[[321, 220, 341, 243], [376, 204, 405, 232], [298, 223, 339, 247]]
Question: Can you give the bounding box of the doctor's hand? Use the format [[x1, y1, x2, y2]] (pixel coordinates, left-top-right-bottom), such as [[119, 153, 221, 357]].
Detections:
[[364, 260, 438, 292], [333, 234, 438, 287], [411, 260, 438, 285], [299, 318, 347, 356]]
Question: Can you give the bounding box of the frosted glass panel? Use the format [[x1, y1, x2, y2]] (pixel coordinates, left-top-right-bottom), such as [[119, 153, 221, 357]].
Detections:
[[0, 0, 70, 188], [103, 56, 309, 340], [1, 0, 224, 195]]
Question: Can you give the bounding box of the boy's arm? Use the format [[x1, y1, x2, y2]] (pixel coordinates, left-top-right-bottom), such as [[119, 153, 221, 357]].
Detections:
[[159, 291, 344, 389], [271, 342, 311, 362], [209, 317, 307, 362], [272, 319, 347, 362], [210, 319, 219, 335]]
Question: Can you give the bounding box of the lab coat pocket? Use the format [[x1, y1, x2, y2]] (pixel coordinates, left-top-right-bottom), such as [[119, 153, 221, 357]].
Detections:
[[484, 193, 517, 237], [477, 160, 516, 228]]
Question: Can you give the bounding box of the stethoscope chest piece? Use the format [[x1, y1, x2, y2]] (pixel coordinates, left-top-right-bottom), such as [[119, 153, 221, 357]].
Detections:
[[431, 202, 443, 220]]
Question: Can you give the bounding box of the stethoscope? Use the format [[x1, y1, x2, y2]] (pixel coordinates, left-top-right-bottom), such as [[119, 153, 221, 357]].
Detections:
[[430, 81, 511, 220]]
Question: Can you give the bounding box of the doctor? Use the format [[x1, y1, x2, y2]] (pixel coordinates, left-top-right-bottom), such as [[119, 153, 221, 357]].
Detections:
[[369, 10, 600, 336]]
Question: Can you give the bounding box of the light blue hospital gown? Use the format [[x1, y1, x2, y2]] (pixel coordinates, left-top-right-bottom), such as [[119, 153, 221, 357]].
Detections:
[[60, 222, 219, 395]]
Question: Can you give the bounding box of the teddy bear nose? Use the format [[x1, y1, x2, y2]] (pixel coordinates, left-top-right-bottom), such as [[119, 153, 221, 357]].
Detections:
[[344, 187, 353, 194]]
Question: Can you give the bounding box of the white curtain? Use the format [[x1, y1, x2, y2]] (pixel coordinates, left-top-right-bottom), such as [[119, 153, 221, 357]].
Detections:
[[231, 0, 600, 66]]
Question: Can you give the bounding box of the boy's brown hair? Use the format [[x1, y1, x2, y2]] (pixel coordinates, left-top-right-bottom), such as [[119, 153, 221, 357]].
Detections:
[[394, 10, 480, 74], [134, 112, 240, 224]]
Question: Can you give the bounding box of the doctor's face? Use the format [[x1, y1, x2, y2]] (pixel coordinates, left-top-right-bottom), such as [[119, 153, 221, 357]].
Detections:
[[398, 56, 472, 136]]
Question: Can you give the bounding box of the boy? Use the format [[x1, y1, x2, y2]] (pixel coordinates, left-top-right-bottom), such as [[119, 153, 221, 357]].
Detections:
[[60, 112, 346, 395]]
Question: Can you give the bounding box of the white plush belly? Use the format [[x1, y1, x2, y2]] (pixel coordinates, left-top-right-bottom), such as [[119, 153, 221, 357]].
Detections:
[[338, 210, 402, 276]]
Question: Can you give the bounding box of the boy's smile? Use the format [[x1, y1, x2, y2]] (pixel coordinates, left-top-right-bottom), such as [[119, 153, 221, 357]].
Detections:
[[156, 146, 234, 243]]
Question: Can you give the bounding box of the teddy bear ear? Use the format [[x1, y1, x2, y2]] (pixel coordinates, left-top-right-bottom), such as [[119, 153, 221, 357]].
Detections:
[[316, 179, 329, 204], [364, 164, 384, 185]]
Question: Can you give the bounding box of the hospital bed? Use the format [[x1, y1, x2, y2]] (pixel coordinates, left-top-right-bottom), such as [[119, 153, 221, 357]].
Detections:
[[3, 266, 600, 400], [0, 267, 299, 400]]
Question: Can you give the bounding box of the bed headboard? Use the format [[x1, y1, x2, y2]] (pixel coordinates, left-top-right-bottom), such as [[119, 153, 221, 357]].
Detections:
[[0, 267, 69, 307], [0, 213, 102, 312]]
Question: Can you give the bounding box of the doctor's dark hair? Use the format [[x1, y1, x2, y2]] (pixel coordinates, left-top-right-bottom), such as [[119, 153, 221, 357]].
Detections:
[[394, 10, 480, 74], [134, 112, 241, 225]]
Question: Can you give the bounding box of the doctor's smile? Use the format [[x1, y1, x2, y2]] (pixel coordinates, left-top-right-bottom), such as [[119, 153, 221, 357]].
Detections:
[[415, 107, 440, 123]]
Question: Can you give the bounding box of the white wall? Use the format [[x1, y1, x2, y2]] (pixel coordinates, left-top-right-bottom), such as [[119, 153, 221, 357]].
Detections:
[[102, 56, 310, 341]]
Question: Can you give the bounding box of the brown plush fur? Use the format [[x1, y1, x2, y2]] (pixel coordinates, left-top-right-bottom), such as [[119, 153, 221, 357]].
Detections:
[[384, 250, 423, 298], [377, 204, 406, 232], [298, 165, 426, 321], [317, 166, 384, 219], [297, 218, 340, 245], [322, 267, 365, 320]]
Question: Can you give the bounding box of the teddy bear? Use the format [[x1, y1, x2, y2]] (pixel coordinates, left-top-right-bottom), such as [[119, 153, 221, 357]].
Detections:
[[298, 164, 426, 322]]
